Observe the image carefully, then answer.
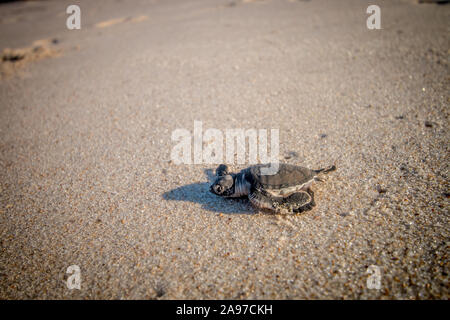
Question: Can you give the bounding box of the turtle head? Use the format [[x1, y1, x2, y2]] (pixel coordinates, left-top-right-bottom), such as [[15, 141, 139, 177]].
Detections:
[[210, 165, 235, 197]]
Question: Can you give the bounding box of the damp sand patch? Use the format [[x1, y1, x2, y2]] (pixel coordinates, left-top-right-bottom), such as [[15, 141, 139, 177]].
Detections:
[[0, 39, 61, 79]]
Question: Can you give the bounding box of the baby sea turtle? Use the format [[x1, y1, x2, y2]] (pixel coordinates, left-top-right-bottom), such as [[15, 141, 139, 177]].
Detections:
[[210, 163, 336, 214]]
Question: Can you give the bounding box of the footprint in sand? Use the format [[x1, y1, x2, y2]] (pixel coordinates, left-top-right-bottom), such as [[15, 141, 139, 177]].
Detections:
[[95, 15, 148, 28], [0, 38, 62, 79], [242, 0, 270, 3]]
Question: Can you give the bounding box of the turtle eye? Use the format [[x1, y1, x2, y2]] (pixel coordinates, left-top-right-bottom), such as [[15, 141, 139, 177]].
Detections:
[[216, 185, 223, 193]]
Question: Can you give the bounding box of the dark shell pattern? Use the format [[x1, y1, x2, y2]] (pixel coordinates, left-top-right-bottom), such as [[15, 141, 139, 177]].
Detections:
[[248, 163, 315, 190]]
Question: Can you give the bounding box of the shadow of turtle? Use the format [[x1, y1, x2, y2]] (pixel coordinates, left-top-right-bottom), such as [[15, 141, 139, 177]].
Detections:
[[204, 168, 216, 183], [162, 181, 254, 215]]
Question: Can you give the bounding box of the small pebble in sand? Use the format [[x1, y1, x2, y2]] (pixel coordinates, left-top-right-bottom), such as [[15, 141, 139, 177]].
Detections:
[[284, 151, 299, 159], [424, 121, 433, 128], [376, 185, 387, 194]]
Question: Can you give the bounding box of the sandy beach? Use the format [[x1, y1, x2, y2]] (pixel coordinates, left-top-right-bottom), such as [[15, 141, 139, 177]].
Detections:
[[0, 0, 448, 299]]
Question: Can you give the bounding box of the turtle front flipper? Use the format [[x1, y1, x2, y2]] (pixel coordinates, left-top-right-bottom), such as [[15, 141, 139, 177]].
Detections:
[[249, 189, 314, 214]]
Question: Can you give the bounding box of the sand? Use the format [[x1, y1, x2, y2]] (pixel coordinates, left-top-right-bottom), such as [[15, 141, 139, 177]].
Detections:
[[0, 0, 448, 299]]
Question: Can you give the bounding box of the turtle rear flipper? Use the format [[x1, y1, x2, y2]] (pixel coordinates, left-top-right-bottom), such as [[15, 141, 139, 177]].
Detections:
[[249, 189, 314, 214], [313, 165, 336, 175], [283, 191, 315, 213]]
